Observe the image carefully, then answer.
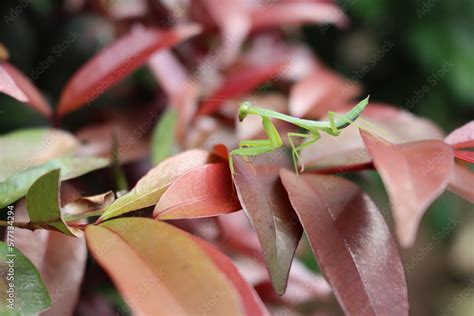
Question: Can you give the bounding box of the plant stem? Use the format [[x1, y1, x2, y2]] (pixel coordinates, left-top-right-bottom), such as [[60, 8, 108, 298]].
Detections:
[[0, 220, 43, 230], [63, 210, 104, 222]]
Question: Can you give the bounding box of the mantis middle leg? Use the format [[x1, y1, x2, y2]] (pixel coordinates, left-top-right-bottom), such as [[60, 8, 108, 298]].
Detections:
[[287, 130, 321, 173]]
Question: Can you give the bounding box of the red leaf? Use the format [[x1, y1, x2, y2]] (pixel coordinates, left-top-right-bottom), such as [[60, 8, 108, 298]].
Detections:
[[361, 131, 454, 247], [251, 259, 332, 305], [198, 63, 286, 116], [0, 62, 51, 117], [445, 121, 474, 148], [149, 50, 189, 98], [447, 164, 474, 203], [232, 157, 302, 295], [154, 162, 241, 219], [192, 236, 270, 316], [243, 37, 317, 81], [454, 150, 474, 163], [452, 140, 474, 149], [200, 0, 250, 65], [280, 170, 408, 315], [289, 66, 361, 118], [57, 25, 201, 118], [250, 2, 348, 31]]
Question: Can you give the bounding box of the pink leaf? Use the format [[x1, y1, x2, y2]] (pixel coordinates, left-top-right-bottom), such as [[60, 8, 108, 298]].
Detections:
[[251, 259, 332, 305], [243, 37, 318, 82], [57, 24, 201, 118], [154, 163, 241, 219], [445, 121, 474, 148], [149, 50, 189, 98], [198, 63, 286, 116], [148, 50, 199, 140], [361, 131, 454, 247], [200, 0, 250, 65], [250, 2, 348, 31], [289, 66, 361, 118], [232, 157, 302, 295], [218, 211, 263, 259], [280, 170, 408, 315], [192, 236, 270, 316], [447, 164, 474, 203], [0, 62, 51, 117]]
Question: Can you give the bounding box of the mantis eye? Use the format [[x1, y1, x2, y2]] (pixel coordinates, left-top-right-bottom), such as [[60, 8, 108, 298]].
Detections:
[[239, 102, 251, 122]]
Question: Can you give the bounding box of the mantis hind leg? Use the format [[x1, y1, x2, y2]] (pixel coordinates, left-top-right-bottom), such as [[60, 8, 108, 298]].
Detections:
[[287, 131, 321, 174]]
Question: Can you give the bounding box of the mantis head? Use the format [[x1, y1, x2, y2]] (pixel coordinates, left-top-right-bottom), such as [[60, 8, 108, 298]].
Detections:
[[238, 102, 251, 122]]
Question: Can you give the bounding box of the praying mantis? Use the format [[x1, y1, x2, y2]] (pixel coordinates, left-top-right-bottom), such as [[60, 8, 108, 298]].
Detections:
[[229, 96, 372, 174]]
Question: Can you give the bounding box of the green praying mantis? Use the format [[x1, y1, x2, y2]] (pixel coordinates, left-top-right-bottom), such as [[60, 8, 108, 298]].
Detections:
[[229, 96, 376, 174]]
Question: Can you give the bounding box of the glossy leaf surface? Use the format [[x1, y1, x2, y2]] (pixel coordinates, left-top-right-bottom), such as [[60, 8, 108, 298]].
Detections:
[[362, 131, 454, 247], [280, 170, 408, 315], [154, 162, 240, 219], [232, 157, 302, 295]]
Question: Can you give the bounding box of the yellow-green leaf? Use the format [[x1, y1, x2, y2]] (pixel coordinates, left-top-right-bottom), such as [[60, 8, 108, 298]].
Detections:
[[0, 157, 108, 209], [0, 128, 78, 181], [99, 149, 213, 221]]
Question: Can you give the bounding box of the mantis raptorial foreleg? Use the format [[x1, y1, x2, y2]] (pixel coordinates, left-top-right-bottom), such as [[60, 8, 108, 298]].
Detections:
[[229, 116, 282, 174], [287, 131, 321, 173]]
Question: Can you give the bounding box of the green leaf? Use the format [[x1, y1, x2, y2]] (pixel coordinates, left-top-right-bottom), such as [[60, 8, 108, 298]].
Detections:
[[26, 169, 80, 236], [0, 157, 108, 209], [0, 128, 78, 181], [151, 108, 178, 165], [0, 242, 51, 315], [99, 149, 213, 222]]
